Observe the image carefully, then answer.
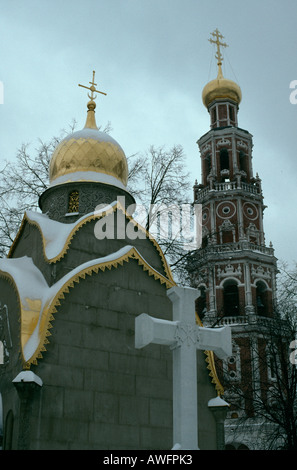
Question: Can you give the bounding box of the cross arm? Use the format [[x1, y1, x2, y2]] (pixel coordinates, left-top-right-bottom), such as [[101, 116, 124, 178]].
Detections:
[[78, 83, 107, 96], [198, 325, 232, 359], [135, 313, 178, 349]]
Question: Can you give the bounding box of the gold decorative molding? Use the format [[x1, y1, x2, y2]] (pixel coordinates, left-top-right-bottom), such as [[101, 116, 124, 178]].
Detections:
[[202, 29, 241, 108], [1, 252, 223, 399], [205, 350, 225, 397], [1, 246, 175, 369], [68, 190, 79, 213], [49, 136, 128, 186], [8, 201, 175, 284], [24, 246, 175, 368]]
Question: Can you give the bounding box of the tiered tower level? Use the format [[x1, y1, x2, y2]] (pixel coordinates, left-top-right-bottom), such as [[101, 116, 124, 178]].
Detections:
[[192, 31, 278, 444], [193, 30, 277, 323]]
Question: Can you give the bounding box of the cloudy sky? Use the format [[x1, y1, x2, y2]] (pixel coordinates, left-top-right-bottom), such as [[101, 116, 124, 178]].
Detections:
[[0, 0, 296, 268]]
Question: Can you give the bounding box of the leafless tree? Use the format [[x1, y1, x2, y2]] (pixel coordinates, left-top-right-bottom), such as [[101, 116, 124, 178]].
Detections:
[[0, 138, 55, 257], [220, 265, 297, 450], [0, 130, 194, 284], [127, 145, 194, 283], [0, 120, 111, 257]]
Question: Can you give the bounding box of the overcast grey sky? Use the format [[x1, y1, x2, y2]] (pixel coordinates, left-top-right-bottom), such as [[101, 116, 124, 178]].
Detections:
[[0, 0, 296, 267]]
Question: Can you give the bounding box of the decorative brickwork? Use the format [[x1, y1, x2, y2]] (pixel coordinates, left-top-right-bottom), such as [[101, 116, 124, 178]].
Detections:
[[191, 77, 278, 450]]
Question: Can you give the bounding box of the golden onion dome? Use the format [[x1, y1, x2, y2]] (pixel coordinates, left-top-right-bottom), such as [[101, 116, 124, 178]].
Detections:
[[202, 63, 242, 109], [49, 98, 128, 190]]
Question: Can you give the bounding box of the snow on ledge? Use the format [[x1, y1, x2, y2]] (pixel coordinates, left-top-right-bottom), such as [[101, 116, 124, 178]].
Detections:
[[49, 170, 127, 191], [12, 371, 43, 387], [25, 202, 117, 260], [0, 246, 135, 363], [208, 396, 230, 408]]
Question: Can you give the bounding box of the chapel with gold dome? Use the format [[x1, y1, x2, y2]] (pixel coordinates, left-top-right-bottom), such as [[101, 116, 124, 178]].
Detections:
[[39, 72, 134, 222], [0, 66, 226, 450]]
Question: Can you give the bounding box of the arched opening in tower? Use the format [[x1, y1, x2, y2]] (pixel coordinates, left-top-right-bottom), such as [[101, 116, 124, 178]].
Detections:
[[220, 148, 230, 181], [239, 151, 248, 181], [223, 280, 240, 317], [256, 280, 268, 316], [204, 154, 212, 178]]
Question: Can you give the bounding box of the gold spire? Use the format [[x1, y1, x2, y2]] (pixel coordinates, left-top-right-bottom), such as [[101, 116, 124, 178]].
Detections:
[[208, 28, 228, 79], [202, 29, 241, 108], [78, 71, 107, 130], [48, 71, 128, 188]]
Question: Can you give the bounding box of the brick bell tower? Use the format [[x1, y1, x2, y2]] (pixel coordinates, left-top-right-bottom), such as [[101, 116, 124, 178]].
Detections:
[[191, 30, 278, 449]]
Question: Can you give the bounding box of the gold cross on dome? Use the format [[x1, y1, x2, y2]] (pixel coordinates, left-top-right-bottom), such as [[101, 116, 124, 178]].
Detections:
[[78, 70, 107, 101], [208, 28, 228, 66]]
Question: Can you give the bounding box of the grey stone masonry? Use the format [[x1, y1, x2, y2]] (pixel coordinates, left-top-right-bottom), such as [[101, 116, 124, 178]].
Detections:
[[0, 183, 221, 450]]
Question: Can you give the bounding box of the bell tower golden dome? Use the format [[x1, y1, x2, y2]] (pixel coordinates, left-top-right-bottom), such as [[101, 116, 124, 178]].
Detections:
[[49, 71, 128, 190], [202, 29, 242, 109]]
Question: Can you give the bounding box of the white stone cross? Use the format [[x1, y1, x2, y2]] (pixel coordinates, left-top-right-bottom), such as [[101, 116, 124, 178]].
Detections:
[[135, 286, 232, 450]]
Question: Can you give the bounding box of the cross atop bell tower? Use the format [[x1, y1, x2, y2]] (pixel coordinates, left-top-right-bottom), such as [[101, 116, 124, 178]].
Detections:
[[209, 28, 228, 68], [191, 31, 278, 450], [202, 30, 242, 129]]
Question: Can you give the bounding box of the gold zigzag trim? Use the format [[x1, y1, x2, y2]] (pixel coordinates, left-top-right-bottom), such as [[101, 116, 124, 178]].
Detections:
[[205, 350, 225, 397], [0, 270, 23, 360], [18, 246, 175, 369], [0, 260, 222, 396], [1, 251, 222, 396], [8, 202, 174, 283]]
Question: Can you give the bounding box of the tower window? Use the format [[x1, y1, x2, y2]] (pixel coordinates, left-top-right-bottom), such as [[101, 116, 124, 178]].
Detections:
[[229, 105, 235, 122], [204, 154, 212, 176], [68, 190, 79, 213], [218, 104, 228, 124], [222, 206, 231, 215], [202, 236, 208, 248], [220, 148, 229, 171], [269, 356, 276, 379], [222, 230, 233, 244], [239, 151, 248, 176], [256, 281, 268, 316], [223, 280, 240, 317], [211, 107, 217, 127]]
